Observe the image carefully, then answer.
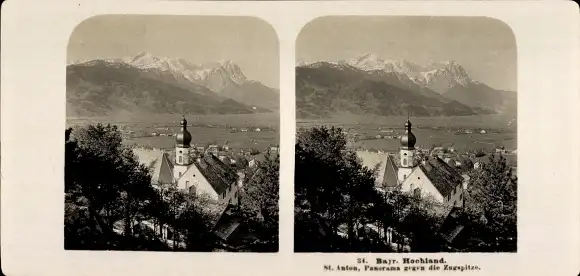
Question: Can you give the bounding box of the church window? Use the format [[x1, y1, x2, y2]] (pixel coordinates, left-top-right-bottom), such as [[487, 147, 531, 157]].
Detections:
[[179, 172, 182, 177], [402, 159, 407, 166], [179, 150, 182, 154], [186, 181, 189, 188], [404, 153, 407, 156], [179, 156, 182, 163], [189, 185, 196, 195]]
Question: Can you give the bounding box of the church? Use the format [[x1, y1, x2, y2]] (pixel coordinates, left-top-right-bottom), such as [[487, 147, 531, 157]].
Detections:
[[359, 120, 466, 207], [134, 117, 241, 205]]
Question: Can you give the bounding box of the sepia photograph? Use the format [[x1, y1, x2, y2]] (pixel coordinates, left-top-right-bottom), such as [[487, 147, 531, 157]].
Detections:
[[294, 16, 517, 253], [64, 15, 280, 252]]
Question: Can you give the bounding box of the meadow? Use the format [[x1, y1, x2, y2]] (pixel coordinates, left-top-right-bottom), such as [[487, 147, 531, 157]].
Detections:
[[66, 112, 280, 150], [297, 114, 517, 153], [67, 112, 280, 129]]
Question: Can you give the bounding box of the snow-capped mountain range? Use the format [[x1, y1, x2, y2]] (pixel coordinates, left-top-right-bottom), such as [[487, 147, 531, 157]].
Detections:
[[117, 52, 249, 88], [299, 53, 474, 94], [295, 53, 516, 118], [67, 53, 279, 117]]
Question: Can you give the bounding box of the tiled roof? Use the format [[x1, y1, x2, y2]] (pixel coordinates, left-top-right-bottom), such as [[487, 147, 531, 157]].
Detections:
[[419, 157, 463, 197], [213, 208, 242, 241], [195, 154, 237, 195], [438, 207, 466, 243]]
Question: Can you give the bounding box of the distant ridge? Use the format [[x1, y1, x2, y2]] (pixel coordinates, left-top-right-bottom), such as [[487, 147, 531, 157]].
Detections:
[[66, 60, 268, 117], [296, 54, 515, 119], [67, 53, 280, 117]]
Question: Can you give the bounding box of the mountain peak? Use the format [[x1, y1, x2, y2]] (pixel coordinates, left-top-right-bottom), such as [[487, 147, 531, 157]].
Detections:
[[115, 53, 250, 88], [356, 52, 381, 61], [345, 53, 389, 71], [218, 59, 235, 67]]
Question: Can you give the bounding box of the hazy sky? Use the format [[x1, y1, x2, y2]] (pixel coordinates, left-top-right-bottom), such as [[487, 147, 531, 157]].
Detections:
[[297, 16, 517, 91], [68, 15, 279, 88]]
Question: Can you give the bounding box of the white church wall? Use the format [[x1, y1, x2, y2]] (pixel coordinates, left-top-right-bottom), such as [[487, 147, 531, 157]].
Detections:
[[400, 168, 445, 203], [176, 165, 219, 200]]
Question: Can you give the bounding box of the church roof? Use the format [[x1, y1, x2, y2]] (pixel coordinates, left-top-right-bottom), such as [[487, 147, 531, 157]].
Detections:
[[356, 151, 401, 188], [356, 151, 389, 184], [383, 155, 399, 188], [194, 154, 238, 195], [419, 157, 463, 197], [176, 118, 192, 147], [133, 148, 174, 185], [400, 120, 416, 149]]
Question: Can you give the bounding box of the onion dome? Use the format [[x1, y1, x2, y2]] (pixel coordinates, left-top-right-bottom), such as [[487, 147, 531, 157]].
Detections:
[[400, 119, 416, 149], [176, 117, 192, 147]]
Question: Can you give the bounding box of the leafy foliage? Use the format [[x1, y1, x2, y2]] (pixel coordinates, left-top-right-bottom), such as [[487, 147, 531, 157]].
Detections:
[[237, 151, 280, 251], [294, 126, 385, 251], [65, 124, 213, 251], [294, 126, 517, 253], [65, 124, 166, 250], [465, 153, 517, 252], [65, 123, 278, 252]]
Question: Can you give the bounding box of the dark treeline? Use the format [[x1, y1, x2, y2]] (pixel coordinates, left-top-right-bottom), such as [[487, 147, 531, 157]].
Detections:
[[65, 123, 278, 252], [294, 126, 517, 253]]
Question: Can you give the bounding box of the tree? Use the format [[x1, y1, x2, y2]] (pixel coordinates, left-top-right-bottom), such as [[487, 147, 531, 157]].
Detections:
[[170, 188, 217, 251], [461, 158, 474, 173], [474, 148, 487, 158], [238, 151, 280, 251], [65, 124, 164, 250], [465, 153, 517, 252], [294, 126, 381, 252]]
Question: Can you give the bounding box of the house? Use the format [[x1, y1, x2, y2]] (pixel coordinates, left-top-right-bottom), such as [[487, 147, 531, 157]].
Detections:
[[358, 120, 467, 207], [134, 117, 241, 206], [436, 207, 474, 251], [473, 155, 491, 170], [480, 130, 487, 134], [207, 144, 219, 156], [248, 153, 268, 169], [495, 148, 507, 154], [211, 205, 267, 251]]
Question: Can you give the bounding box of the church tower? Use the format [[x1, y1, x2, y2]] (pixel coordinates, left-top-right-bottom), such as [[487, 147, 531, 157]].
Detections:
[[174, 117, 192, 179], [398, 119, 417, 183]]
